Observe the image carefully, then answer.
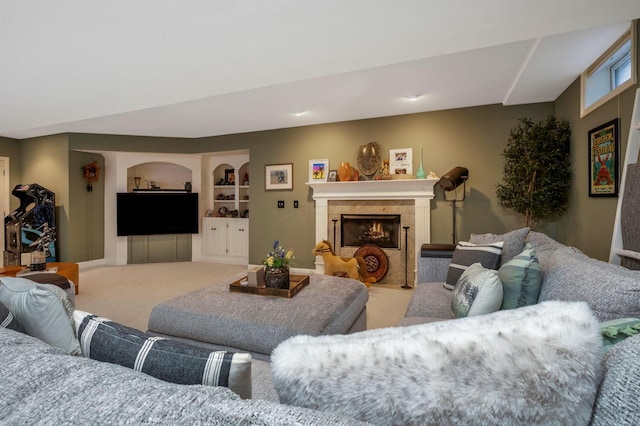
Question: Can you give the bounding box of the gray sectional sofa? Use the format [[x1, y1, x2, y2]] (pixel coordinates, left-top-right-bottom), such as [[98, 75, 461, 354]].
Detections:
[[406, 229, 640, 326], [2, 229, 640, 424]]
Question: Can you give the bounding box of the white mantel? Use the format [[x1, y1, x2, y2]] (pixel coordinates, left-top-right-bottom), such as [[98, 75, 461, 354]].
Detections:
[[306, 178, 438, 284]]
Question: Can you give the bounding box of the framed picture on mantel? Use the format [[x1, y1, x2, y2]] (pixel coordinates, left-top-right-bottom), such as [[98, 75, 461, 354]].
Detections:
[[309, 159, 329, 182], [389, 148, 412, 176]]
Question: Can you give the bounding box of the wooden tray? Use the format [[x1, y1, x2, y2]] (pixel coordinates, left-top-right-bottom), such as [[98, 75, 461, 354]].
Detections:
[[229, 274, 310, 298]]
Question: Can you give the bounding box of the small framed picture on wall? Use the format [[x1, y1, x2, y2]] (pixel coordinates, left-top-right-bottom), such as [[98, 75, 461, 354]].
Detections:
[[265, 163, 293, 190], [309, 159, 329, 182]]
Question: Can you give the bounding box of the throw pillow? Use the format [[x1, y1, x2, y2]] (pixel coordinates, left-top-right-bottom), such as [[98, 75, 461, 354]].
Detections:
[[498, 242, 542, 310], [444, 241, 503, 290], [469, 227, 529, 266], [600, 317, 640, 353], [0, 277, 80, 355], [591, 333, 640, 425], [271, 301, 603, 426], [451, 263, 503, 318], [74, 311, 253, 399], [0, 300, 24, 332]]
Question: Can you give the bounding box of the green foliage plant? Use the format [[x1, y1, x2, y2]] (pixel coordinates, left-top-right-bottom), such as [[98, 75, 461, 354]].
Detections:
[[496, 116, 572, 230]]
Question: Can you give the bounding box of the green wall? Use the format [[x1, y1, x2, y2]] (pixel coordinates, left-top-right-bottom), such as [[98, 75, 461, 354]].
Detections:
[[553, 20, 640, 260], [64, 103, 553, 267], [0, 136, 22, 211], [18, 134, 70, 260]]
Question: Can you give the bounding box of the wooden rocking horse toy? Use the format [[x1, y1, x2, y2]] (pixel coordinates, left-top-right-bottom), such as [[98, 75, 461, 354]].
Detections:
[[312, 240, 376, 287]]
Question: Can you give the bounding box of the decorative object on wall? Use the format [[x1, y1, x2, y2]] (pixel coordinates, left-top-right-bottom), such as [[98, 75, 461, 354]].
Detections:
[[81, 161, 100, 192], [588, 118, 619, 197], [437, 167, 469, 244], [308, 159, 329, 182], [265, 163, 293, 190], [357, 142, 381, 180], [389, 148, 412, 176]]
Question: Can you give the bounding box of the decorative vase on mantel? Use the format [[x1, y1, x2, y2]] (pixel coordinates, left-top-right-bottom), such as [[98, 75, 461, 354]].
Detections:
[[264, 266, 290, 289]]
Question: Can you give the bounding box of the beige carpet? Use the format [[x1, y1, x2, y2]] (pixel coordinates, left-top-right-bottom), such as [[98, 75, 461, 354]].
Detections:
[[75, 262, 413, 332]]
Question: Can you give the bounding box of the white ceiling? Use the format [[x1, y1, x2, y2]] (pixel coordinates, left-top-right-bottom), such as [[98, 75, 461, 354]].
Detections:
[[1, 1, 640, 140]]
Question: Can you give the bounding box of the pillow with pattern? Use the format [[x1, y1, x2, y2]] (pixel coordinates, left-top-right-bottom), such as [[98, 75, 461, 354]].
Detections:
[[74, 311, 253, 399], [0, 300, 24, 332], [498, 243, 542, 310], [600, 317, 640, 353], [451, 262, 503, 318], [444, 241, 503, 290], [470, 227, 529, 266]]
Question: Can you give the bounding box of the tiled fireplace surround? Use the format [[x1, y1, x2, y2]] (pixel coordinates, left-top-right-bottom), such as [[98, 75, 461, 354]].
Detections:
[[308, 179, 438, 286]]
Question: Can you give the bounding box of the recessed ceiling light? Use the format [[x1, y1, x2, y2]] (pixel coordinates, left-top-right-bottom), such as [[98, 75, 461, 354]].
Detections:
[[405, 94, 423, 101], [291, 110, 307, 116]]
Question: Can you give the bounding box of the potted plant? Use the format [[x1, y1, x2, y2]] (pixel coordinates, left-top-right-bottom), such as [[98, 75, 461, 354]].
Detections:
[[263, 240, 294, 289], [496, 116, 572, 230]]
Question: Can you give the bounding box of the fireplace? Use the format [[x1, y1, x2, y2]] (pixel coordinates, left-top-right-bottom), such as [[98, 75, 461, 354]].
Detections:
[[306, 179, 437, 286], [341, 214, 401, 249]]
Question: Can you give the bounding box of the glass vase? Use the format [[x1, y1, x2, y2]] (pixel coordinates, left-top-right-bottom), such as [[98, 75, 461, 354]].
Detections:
[[264, 266, 290, 289]]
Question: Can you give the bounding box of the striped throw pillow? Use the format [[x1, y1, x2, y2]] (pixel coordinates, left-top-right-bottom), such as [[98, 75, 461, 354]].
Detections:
[[444, 241, 503, 290], [0, 300, 24, 332], [74, 311, 252, 399], [498, 243, 542, 310]]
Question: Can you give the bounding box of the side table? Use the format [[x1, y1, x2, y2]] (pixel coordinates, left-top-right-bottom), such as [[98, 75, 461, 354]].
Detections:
[[0, 262, 80, 294]]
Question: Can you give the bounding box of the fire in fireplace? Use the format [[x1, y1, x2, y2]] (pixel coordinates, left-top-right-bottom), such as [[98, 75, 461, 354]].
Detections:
[[341, 214, 401, 249]]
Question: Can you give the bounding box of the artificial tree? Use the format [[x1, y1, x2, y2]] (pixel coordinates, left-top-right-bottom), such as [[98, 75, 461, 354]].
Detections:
[[496, 116, 572, 230]]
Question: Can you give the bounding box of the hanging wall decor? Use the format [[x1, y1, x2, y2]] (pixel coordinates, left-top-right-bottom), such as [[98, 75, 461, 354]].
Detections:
[[82, 161, 101, 192]]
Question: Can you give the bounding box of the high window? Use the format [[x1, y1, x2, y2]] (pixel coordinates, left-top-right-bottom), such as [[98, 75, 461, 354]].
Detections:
[[581, 26, 637, 117]]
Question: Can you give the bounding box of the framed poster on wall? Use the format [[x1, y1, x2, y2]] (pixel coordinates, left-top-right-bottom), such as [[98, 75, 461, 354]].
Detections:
[[265, 163, 293, 190], [588, 118, 619, 197]]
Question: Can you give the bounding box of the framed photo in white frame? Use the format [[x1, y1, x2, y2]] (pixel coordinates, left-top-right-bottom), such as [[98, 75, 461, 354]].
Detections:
[[265, 163, 293, 190], [389, 148, 413, 175], [309, 159, 329, 182]]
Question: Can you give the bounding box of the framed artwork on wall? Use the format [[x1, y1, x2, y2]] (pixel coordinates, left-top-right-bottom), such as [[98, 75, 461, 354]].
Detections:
[[309, 159, 329, 182], [588, 118, 619, 197], [389, 148, 413, 175], [265, 163, 293, 190]]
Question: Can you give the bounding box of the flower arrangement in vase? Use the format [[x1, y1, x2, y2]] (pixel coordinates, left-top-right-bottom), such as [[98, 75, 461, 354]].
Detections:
[[263, 240, 294, 289]]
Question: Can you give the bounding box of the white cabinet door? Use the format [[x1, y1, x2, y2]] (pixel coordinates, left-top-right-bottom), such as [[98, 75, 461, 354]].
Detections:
[[227, 219, 249, 257], [202, 218, 227, 256]]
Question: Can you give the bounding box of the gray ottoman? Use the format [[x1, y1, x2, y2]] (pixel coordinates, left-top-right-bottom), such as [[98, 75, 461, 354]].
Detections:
[[147, 273, 368, 360]]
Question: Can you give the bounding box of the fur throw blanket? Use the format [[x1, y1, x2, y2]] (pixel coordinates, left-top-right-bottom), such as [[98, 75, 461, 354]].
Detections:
[[272, 301, 603, 426]]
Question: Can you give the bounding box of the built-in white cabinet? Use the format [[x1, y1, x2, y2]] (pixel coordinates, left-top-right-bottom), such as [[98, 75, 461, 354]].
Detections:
[[203, 151, 250, 265], [202, 217, 249, 264]]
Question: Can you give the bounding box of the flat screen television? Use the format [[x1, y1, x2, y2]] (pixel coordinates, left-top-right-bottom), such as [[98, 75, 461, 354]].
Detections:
[[117, 192, 199, 236]]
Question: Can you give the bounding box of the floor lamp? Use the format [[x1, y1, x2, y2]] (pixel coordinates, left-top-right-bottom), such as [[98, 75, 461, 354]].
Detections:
[[437, 167, 469, 244]]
